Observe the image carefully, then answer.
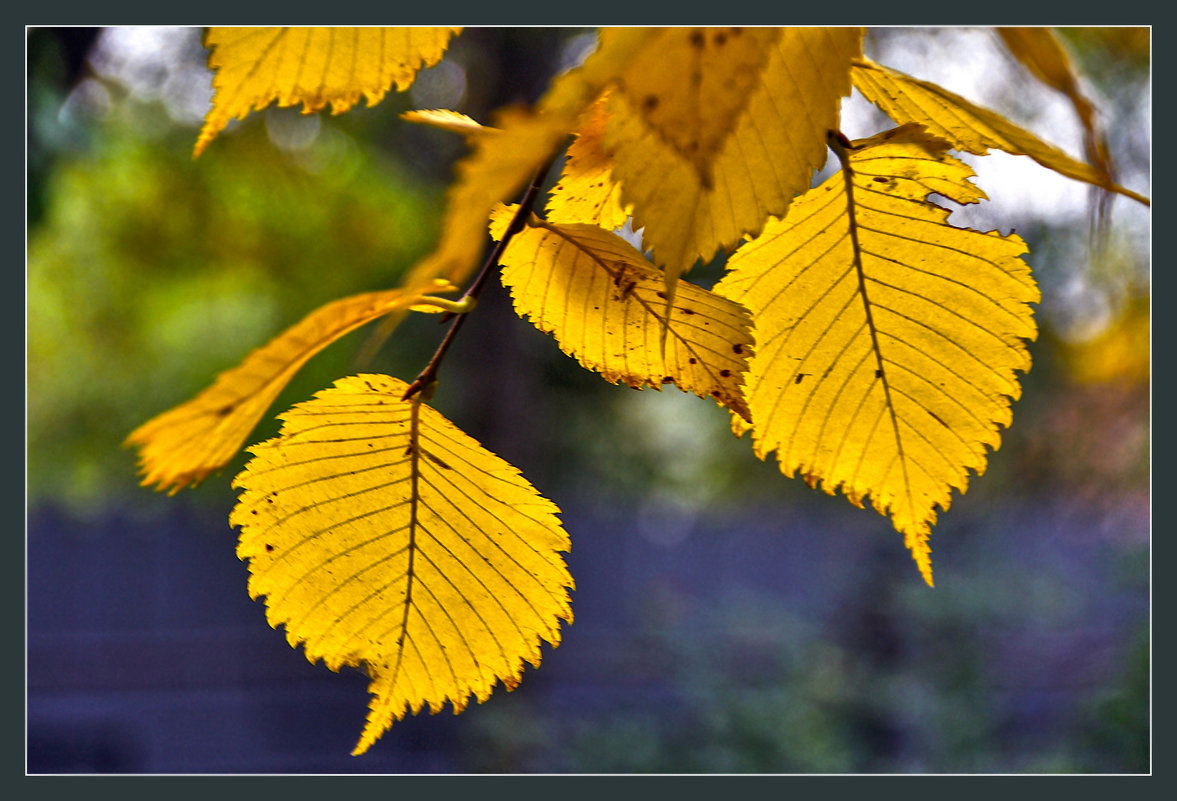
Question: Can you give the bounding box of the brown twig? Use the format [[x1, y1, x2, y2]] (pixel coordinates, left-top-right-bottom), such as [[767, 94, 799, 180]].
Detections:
[[401, 157, 556, 402]]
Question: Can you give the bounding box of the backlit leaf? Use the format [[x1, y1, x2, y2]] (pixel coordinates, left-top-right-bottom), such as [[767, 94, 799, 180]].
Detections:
[[401, 108, 493, 138], [126, 280, 456, 493], [230, 374, 573, 755], [545, 94, 632, 230], [851, 57, 1149, 206], [196, 26, 460, 156], [715, 126, 1040, 585], [604, 27, 863, 288], [491, 206, 754, 420], [534, 27, 660, 119]]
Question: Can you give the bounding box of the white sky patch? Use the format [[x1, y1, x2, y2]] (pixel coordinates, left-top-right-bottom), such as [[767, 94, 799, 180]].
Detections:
[[856, 27, 1093, 224], [87, 26, 211, 126], [851, 27, 1151, 343]]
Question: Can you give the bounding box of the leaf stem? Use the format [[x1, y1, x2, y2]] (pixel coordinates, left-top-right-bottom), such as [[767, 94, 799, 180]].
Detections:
[[401, 156, 557, 402]]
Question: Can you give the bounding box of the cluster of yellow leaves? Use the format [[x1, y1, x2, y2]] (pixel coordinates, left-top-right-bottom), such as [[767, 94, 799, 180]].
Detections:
[[128, 26, 1149, 754]]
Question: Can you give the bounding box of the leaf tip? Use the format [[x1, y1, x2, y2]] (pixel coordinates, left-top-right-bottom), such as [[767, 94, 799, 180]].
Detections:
[[908, 531, 935, 587]]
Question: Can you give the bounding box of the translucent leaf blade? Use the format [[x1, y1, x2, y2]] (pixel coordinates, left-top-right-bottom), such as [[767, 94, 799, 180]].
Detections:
[[716, 126, 1040, 584], [401, 108, 492, 138], [492, 207, 754, 420], [196, 26, 460, 156], [604, 27, 863, 285], [230, 374, 573, 755], [126, 281, 455, 493], [851, 57, 1149, 206], [545, 94, 632, 230]]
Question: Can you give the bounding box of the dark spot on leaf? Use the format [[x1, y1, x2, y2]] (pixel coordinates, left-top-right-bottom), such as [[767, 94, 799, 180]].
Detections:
[[713, 32, 727, 46], [214, 405, 233, 417], [689, 30, 705, 48], [264, 544, 274, 552], [733, 343, 744, 354], [642, 94, 658, 111], [731, 27, 743, 36], [689, 358, 698, 365], [795, 373, 809, 384], [251, 509, 258, 516], [875, 369, 883, 378], [719, 369, 732, 377], [425, 451, 451, 470], [662, 376, 675, 384], [679, 307, 696, 315], [657, 291, 667, 299], [710, 390, 721, 398], [873, 176, 888, 183]]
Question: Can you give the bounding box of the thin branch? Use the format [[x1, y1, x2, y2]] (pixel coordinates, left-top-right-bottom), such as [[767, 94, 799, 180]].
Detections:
[[401, 156, 558, 402]]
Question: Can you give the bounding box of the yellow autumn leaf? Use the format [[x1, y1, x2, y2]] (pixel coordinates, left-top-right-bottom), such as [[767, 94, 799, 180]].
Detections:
[[535, 27, 660, 119], [126, 280, 457, 493], [401, 108, 494, 138], [230, 374, 573, 755], [545, 93, 632, 230], [604, 27, 863, 288], [491, 206, 754, 420], [851, 57, 1149, 206], [195, 26, 460, 156], [715, 126, 1040, 585]]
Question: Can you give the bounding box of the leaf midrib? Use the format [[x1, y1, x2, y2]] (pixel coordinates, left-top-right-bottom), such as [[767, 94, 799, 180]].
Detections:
[[837, 148, 916, 522]]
